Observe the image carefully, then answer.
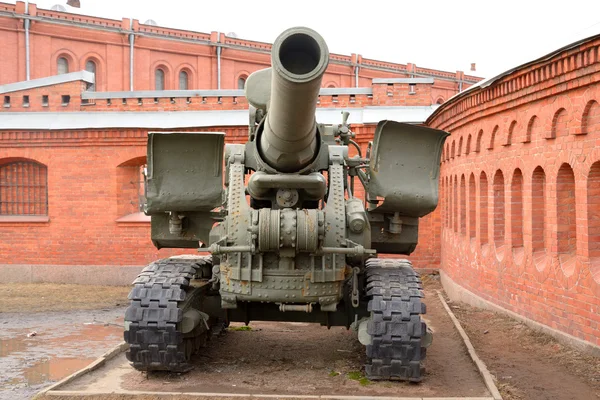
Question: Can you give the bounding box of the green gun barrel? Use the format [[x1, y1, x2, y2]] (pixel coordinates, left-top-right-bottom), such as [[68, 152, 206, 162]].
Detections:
[[259, 27, 329, 173]]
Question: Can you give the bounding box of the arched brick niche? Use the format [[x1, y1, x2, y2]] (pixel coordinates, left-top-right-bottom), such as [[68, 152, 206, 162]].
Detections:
[[531, 166, 546, 271], [479, 171, 489, 247], [493, 170, 505, 260], [468, 173, 476, 240], [460, 175, 466, 235], [511, 168, 524, 265], [429, 33, 600, 349], [589, 162, 600, 283]]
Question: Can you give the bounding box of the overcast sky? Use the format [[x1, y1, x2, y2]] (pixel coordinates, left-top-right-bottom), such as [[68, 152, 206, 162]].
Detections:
[[26, 0, 600, 79]]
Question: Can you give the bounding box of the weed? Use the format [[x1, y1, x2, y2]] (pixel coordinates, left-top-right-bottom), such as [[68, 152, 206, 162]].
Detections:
[[229, 325, 252, 331], [347, 371, 362, 380]]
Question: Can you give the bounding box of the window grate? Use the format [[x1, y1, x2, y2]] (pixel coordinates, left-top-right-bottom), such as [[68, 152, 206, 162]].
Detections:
[[0, 161, 48, 215]]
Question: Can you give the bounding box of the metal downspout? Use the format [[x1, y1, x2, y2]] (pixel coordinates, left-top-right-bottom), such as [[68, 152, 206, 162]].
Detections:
[[25, 0, 30, 80], [129, 19, 134, 91], [354, 65, 359, 87], [216, 31, 221, 90]]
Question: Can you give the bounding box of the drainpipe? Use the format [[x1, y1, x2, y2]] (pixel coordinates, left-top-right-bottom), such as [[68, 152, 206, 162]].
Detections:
[[354, 65, 359, 88], [129, 19, 134, 91], [25, 0, 30, 80], [216, 31, 221, 89]]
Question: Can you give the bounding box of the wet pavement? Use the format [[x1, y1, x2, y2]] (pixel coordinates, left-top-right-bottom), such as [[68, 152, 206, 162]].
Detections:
[[0, 308, 125, 400]]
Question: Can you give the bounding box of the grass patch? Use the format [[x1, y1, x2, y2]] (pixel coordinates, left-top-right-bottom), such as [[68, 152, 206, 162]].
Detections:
[[347, 370, 370, 386], [347, 371, 362, 380], [229, 325, 252, 331], [328, 370, 340, 377]]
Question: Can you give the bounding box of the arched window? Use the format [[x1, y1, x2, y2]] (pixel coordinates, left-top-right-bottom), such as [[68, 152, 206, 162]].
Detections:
[[237, 76, 246, 90], [57, 57, 69, 75], [179, 71, 188, 90], [0, 160, 48, 215], [155, 68, 165, 90], [85, 59, 96, 91], [116, 157, 149, 220]]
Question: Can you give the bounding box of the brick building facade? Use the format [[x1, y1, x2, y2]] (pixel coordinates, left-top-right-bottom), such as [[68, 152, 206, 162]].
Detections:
[[0, 2, 477, 285], [0, 2, 478, 99], [428, 35, 600, 351]]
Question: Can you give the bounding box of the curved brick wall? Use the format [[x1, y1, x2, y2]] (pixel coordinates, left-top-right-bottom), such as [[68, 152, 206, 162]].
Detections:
[[428, 35, 600, 348]]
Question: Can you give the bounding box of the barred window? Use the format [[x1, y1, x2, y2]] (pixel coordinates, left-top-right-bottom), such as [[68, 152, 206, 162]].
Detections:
[[0, 161, 48, 215]]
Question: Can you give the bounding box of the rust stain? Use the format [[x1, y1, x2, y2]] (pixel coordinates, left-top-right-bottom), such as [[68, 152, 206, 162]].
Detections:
[[220, 263, 232, 285]]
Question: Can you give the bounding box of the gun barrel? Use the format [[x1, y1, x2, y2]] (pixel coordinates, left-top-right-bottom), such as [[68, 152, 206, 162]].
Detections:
[[259, 27, 329, 173]]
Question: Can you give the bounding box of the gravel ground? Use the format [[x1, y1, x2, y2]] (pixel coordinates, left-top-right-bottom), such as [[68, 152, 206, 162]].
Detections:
[[46, 280, 492, 399], [450, 297, 600, 400], [2, 279, 599, 400]]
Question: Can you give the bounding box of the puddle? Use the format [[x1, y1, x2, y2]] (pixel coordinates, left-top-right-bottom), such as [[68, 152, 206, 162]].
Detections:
[[0, 317, 124, 398], [55, 323, 123, 344], [0, 336, 27, 357], [20, 357, 95, 385], [0, 323, 122, 357]]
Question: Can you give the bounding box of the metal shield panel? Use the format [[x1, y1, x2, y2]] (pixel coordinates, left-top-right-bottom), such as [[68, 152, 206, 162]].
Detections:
[[145, 131, 224, 213], [368, 121, 448, 218]]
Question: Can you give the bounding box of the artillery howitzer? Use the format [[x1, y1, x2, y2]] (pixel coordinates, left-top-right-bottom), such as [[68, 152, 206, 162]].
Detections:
[[124, 27, 448, 381]]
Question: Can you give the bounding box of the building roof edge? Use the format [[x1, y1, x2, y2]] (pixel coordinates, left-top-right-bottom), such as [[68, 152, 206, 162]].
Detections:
[[426, 32, 600, 125], [0, 70, 94, 94]]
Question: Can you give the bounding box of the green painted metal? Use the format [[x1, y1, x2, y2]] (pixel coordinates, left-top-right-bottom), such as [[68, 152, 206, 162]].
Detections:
[[368, 121, 449, 217], [143, 26, 449, 309], [145, 131, 224, 213], [258, 27, 329, 173]]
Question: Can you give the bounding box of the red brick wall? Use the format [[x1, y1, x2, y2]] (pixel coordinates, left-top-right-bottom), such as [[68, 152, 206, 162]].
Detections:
[[1, 80, 86, 111], [428, 36, 600, 347]]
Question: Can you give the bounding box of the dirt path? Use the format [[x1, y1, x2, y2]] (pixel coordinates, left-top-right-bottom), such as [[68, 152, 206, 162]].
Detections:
[[61, 285, 489, 398], [4, 279, 599, 400], [450, 297, 600, 400]]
